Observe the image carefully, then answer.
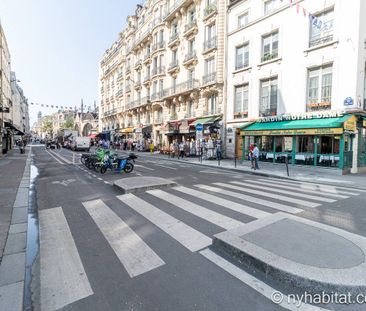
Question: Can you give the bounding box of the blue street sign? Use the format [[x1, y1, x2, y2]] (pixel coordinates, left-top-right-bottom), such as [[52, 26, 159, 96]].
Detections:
[[344, 97, 354, 106], [196, 123, 203, 131]]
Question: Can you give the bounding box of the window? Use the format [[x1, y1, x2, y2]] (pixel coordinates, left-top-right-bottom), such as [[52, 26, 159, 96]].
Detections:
[[264, 0, 281, 15], [188, 9, 196, 23], [235, 44, 249, 70], [159, 80, 164, 96], [208, 94, 217, 114], [205, 57, 215, 75], [187, 100, 193, 117], [237, 12, 248, 28], [172, 23, 178, 35], [188, 39, 195, 53], [262, 31, 278, 62], [146, 111, 150, 124], [234, 85, 249, 117], [307, 65, 332, 111], [260, 77, 278, 117], [309, 9, 334, 47], [207, 23, 216, 40]]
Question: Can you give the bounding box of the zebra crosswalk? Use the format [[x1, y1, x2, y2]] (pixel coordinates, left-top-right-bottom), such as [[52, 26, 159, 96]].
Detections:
[[39, 178, 363, 310]]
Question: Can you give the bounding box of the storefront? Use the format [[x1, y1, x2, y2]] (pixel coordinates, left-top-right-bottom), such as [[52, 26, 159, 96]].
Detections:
[[191, 116, 222, 140], [240, 112, 364, 173], [119, 127, 134, 139]]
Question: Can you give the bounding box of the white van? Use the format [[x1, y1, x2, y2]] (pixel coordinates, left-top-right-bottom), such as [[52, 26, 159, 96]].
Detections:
[[71, 137, 90, 152]]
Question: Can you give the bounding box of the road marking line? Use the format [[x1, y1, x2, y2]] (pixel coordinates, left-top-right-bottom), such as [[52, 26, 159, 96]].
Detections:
[[39, 207, 93, 311], [147, 189, 244, 230], [45, 150, 63, 164], [229, 181, 335, 203], [252, 179, 349, 199], [117, 194, 212, 252], [264, 177, 364, 194], [97, 178, 103, 181], [200, 249, 330, 311], [174, 186, 270, 219], [134, 164, 155, 171], [83, 199, 165, 277], [92, 174, 97, 178], [48, 150, 72, 164], [104, 181, 111, 184], [214, 183, 320, 208], [195, 185, 304, 214], [154, 164, 177, 170]]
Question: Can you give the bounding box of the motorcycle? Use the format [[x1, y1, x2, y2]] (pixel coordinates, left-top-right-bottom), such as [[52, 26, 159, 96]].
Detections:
[[100, 152, 137, 174]]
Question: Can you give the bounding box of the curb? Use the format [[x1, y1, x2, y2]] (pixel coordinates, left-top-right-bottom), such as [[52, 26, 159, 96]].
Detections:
[[0, 149, 31, 311]]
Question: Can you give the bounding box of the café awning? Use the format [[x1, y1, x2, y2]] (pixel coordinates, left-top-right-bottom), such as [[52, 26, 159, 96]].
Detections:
[[191, 116, 220, 127], [241, 115, 353, 136], [121, 127, 134, 133]]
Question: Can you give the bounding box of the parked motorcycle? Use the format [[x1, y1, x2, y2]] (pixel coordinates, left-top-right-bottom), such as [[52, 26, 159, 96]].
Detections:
[[100, 152, 137, 174]]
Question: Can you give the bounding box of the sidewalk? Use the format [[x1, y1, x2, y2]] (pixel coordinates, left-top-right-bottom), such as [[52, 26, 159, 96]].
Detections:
[[111, 148, 366, 190], [0, 147, 31, 311]]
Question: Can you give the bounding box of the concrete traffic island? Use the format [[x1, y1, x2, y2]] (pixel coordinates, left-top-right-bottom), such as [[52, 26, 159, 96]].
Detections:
[[114, 176, 177, 194], [213, 212, 366, 297]]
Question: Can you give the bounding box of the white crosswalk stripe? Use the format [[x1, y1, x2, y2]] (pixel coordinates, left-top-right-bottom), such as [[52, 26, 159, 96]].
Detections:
[[264, 177, 363, 195], [251, 179, 349, 199], [194, 184, 304, 214], [39, 207, 93, 311], [173, 186, 271, 219], [147, 189, 244, 230], [213, 182, 321, 208], [83, 199, 165, 278], [134, 164, 155, 171], [117, 193, 212, 252], [230, 181, 336, 203]]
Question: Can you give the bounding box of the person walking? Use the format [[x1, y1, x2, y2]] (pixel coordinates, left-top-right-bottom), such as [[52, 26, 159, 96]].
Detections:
[[249, 144, 255, 169], [149, 140, 154, 154], [253, 143, 260, 170], [178, 141, 185, 159]]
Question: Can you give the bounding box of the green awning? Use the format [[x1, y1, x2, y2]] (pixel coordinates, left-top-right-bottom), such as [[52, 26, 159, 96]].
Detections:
[[243, 115, 352, 131], [191, 117, 217, 126]]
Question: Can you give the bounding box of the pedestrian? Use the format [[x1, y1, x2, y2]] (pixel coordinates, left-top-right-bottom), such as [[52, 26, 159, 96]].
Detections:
[[178, 141, 184, 159], [253, 143, 260, 170], [149, 140, 154, 154], [249, 144, 255, 169], [19, 139, 25, 154], [216, 138, 222, 160]]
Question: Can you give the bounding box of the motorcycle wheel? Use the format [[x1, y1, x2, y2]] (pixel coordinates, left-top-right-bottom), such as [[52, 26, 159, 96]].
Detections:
[[124, 162, 134, 173], [100, 166, 107, 174]]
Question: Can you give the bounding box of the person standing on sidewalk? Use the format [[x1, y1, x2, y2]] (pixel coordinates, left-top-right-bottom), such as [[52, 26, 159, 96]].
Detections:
[[149, 140, 154, 154], [253, 143, 260, 170], [178, 141, 185, 159], [249, 144, 255, 169]]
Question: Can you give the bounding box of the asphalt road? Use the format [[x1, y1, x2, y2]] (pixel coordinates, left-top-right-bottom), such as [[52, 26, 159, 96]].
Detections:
[[29, 145, 366, 311]]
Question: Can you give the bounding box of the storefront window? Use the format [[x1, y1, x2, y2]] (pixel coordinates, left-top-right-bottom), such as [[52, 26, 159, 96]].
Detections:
[[297, 136, 314, 153], [259, 136, 274, 152]]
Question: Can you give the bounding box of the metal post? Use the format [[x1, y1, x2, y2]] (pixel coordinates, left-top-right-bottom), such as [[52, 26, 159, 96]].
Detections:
[[285, 156, 289, 177], [200, 146, 203, 164], [234, 156, 237, 168], [218, 154, 220, 166]]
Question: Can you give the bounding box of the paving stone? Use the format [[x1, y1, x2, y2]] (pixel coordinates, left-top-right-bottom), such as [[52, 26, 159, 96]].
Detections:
[[9, 223, 27, 234], [11, 207, 28, 224], [4, 232, 26, 255], [0, 281, 23, 311], [0, 252, 25, 286]]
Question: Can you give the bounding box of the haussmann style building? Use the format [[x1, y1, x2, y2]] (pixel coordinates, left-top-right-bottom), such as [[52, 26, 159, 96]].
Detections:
[[226, 0, 366, 174]]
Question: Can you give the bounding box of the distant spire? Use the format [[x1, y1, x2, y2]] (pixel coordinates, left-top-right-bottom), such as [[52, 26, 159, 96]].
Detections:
[[81, 98, 84, 114]]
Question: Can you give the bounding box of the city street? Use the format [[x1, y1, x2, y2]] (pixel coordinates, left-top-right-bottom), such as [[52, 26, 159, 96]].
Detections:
[[28, 145, 366, 311]]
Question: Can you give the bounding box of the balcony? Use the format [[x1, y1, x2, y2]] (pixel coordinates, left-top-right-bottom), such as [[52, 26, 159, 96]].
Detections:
[[143, 75, 151, 86], [103, 108, 117, 117], [116, 89, 124, 97], [141, 96, 151, 106], [154, 117, 164, 124], [204, 2, 217, 19], [134, 79, 142, 90], [168, 33, 180, 49], [164, 0, 184, 22], [203, 107, 221, 116], [117, 72, 123, 81], [183, 20, 198, 38], [151, 66, 166, 78], [202, 72, 217, 85], [309, 34, 334, 48], [162, 79, 199, 99], [168, 60, 179, 74], [151, 91, 165, 102], [183, 50, 197, 66], [203, 36, 217, 53], [143, 53, 152, 64], [125, 85, 131, 93], [126, 45, 133, 55], [151, 16, 165, 29], [134, 60, 142, 70], [125, 65, 131, 74], [184, 111, 196, 118], [261, 52, 279, 63], [151, 41, 166, 54]]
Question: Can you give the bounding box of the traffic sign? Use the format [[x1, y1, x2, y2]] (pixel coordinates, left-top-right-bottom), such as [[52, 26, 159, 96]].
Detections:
[[196, 123, 203, 131]]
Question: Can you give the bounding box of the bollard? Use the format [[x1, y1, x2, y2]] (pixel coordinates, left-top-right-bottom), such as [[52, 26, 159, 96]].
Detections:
[[73, 153, 75, 165], [234, 156, 237, 168], [218, 155, 220, 166], [285, 156, 290, 177]]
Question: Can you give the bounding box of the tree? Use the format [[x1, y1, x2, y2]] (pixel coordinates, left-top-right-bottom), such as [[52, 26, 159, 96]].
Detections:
[[42, 118, 53, 137], [63, 116, 74, 130]]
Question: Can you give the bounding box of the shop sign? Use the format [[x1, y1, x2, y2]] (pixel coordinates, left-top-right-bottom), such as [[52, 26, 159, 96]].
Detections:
[[241, 128, 344, 136], [257, 111, 343, 123], [343, 97, 354, 106], [179, 120, 190, 134], [344, 115, 357, 132], [135, 128, 142, 133]]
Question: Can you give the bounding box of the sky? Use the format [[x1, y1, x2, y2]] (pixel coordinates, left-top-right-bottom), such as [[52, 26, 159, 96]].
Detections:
[[0, 0, 140, 125]]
